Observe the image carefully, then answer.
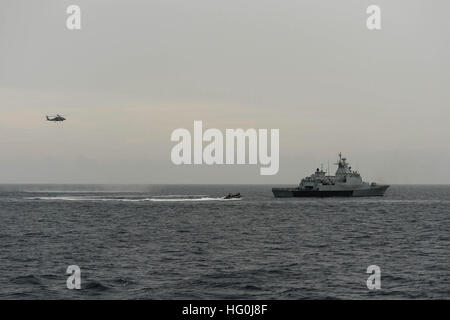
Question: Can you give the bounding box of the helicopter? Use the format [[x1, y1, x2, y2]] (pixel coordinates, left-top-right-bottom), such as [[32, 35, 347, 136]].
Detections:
[[46, 114, 66, 122]]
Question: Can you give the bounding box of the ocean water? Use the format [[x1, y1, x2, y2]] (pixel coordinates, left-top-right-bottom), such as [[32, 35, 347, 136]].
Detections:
[[0, 184, 449, 299]]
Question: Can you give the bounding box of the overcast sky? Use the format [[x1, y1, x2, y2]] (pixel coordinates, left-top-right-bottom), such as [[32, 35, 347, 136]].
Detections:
[[0, 0, 449, 184]]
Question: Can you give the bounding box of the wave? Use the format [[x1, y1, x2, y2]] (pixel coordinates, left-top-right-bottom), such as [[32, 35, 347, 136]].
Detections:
[[11, 275, 43, 285], [83, 281, 112, 292]]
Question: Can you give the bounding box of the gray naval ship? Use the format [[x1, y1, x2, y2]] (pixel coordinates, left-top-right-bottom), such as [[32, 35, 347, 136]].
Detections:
[[272, 153, 389, 197]]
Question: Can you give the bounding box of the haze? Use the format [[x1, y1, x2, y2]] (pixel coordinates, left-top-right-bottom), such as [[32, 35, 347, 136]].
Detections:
[[0, 0, 449, 184]]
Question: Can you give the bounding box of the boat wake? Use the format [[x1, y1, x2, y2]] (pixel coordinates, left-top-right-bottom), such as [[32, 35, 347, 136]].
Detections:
[[25, 196, 241, 202]]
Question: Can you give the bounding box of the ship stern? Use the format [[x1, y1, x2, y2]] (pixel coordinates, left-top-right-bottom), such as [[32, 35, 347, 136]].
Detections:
[[352, 184, 390, 197]]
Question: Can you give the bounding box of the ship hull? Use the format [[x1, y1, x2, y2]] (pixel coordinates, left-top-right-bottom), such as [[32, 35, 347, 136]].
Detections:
[[272, 185, 389, 198]]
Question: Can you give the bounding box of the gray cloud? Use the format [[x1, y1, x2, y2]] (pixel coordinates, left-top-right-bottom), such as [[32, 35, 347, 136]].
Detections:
[[1, 0, 449, 183]]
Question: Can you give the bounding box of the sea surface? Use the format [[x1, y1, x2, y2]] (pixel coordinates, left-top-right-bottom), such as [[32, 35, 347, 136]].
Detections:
[[0, 184, 449, 299]]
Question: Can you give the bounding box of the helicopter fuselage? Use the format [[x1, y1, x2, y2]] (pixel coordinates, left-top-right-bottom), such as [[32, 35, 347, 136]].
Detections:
[[46, 116, 66, 122]]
